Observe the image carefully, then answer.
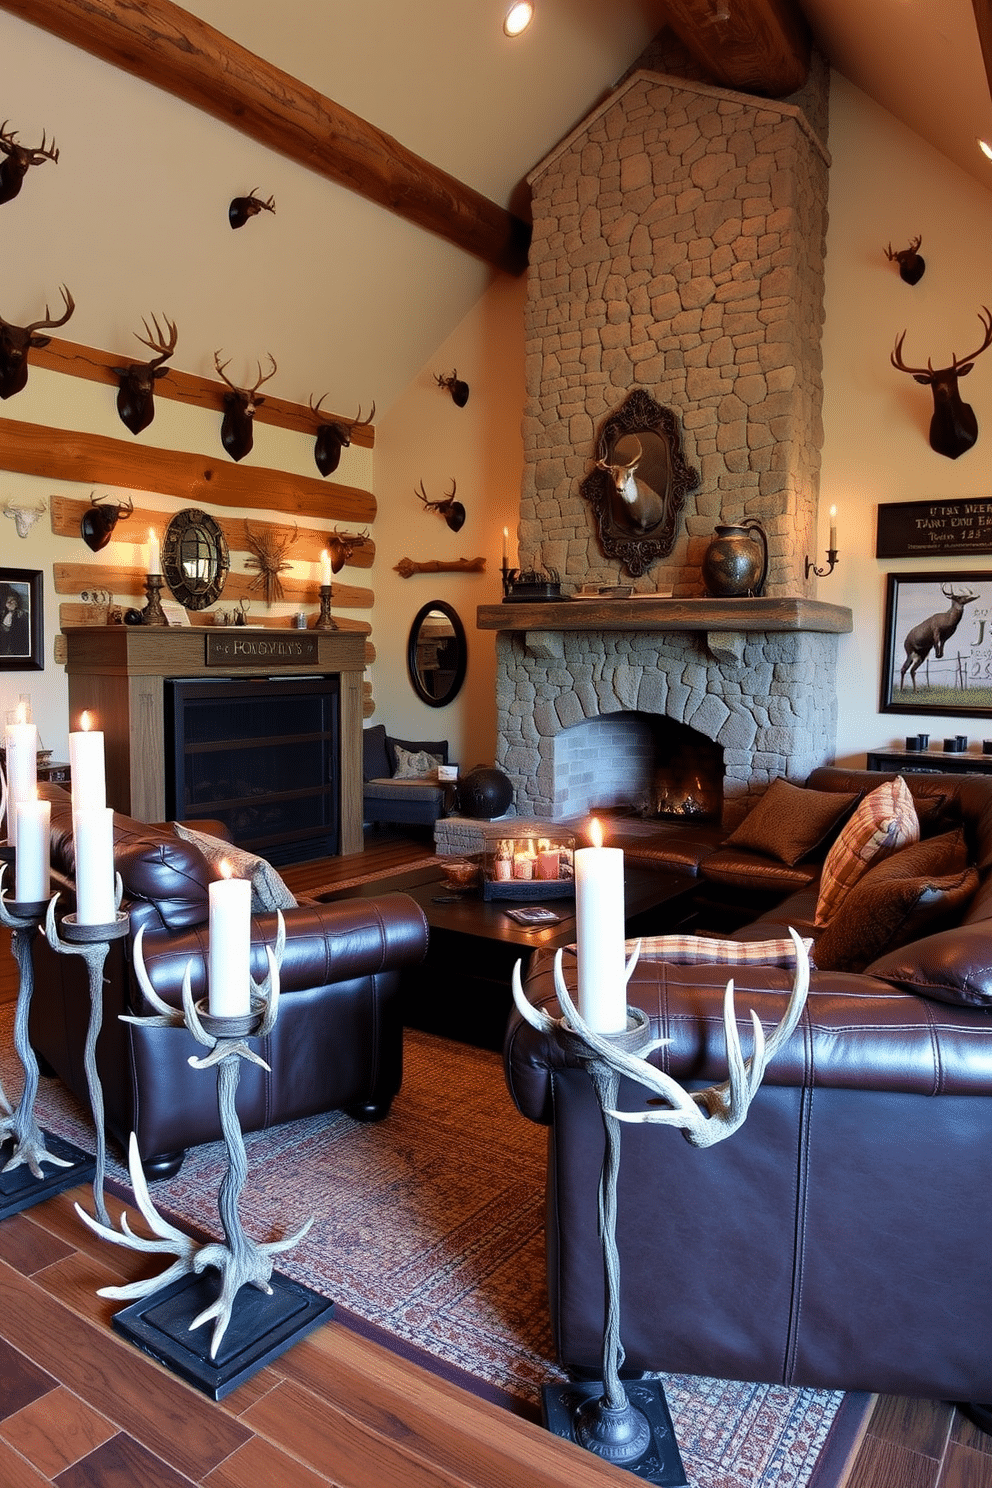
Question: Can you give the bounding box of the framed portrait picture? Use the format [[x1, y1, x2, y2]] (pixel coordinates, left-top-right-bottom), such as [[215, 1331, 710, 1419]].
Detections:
[[880, 571, 992, 716], [0, 568, 43, 672]]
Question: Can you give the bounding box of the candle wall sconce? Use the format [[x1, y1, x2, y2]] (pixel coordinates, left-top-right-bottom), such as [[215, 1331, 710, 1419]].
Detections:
[[804, 547, 838, 579], [511, 934, 809, 1482], [434, 369, 469, 407]]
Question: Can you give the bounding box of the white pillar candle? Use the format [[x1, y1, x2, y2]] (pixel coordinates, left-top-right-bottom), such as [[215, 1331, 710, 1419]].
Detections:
[[829, 505, 837, 550], [575, 818, 627, 1034], [148, 527, 161, 574], [4, 712, 37, 846], [208, 864, 252, 1017], [69, 712, 106, 811], [502, 526, 509, 564], [320, 549, 332, 586], [15, 795, 50, 902], [73, 806, 117, 925]]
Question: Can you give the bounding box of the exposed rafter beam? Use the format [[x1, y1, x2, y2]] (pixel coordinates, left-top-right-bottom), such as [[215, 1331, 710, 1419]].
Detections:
[[0, 0, 531, 275], [659, 0, 811, 97], [973, 0, 992, 108]]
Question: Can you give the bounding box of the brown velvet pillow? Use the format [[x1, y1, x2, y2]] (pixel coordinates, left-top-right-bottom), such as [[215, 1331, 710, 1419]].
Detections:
[[813, 864, 979, 974], [858, 827, 968, 885], [723, 779, 859, 866]]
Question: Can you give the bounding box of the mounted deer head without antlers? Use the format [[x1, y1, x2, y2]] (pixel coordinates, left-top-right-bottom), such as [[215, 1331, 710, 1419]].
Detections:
[[326, 526, 370, 573], [1, 496, 46, 538], [884, 234, 925, 285], [0, 285, 74, 400], [111, 314, 178, 435], [891, 308, 992, 459], [0, 122, 59, 206], [214, 350, 277, 461], [228, 188, 276, 229], [308, 396, 375, 477], [416, 478, 466, 532]]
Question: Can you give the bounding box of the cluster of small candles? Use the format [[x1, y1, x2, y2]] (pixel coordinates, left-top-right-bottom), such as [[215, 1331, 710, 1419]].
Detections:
[[492, 837, 573, 882], [4, 702, 251, 1018]]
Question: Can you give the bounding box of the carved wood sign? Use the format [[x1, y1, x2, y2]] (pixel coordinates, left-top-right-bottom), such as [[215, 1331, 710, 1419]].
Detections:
[[876, 498, 992, 558], [205, 632, 318, 665]]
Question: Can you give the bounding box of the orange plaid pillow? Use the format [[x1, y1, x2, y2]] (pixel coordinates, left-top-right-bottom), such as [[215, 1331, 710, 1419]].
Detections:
[[815, 775, 919, 926]]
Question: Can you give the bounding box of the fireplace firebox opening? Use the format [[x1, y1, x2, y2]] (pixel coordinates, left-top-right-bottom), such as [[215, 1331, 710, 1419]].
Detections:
[[555, 712, 723, 824]]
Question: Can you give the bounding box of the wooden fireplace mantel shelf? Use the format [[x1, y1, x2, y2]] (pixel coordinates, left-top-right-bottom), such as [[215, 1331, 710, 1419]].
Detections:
[[476, 596, 853, 634]]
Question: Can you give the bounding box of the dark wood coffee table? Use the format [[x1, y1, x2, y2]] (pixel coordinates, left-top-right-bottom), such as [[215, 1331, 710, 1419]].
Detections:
[[322, 863, 698, 1049]]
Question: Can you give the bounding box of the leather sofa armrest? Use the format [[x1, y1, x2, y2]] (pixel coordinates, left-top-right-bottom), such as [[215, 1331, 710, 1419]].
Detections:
[[130, 891, 429, 1010]]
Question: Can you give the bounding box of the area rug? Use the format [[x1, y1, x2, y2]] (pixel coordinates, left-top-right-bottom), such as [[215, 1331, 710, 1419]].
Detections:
[[304, 854, 444, 898], [0, 1004, 867, 1488]]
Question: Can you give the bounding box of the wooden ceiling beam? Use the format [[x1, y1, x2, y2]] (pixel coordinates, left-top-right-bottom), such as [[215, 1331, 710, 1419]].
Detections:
[[972, 0, 992, 108], [0, 0, 531, 275], [659, 0, 811, 97]]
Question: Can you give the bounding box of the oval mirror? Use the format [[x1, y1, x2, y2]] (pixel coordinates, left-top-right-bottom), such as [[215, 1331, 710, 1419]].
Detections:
[[407, 600, 467, 708], [162, 508, 230, 610]]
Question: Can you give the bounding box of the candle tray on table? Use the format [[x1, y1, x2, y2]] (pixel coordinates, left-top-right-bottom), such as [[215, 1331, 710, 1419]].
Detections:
[[482, 829, 575, 901]]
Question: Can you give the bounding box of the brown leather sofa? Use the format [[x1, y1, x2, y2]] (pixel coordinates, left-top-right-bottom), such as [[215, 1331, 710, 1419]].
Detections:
[[28, 784, 429, 1179], [504, 766, 992, 1401]]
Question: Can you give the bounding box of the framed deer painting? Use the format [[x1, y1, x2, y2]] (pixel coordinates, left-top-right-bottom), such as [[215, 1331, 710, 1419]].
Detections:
[[880, 571, 992, 716]]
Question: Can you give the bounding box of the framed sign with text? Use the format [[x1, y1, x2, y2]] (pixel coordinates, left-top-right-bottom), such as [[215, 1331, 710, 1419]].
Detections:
[[876, 498, 992, 558]]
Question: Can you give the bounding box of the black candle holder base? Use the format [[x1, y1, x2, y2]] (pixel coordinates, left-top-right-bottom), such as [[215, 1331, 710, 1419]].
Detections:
[[112, 1268, 334, 1400], [0, 1132, 96, 1220], [542, 1378, 687, 1485]]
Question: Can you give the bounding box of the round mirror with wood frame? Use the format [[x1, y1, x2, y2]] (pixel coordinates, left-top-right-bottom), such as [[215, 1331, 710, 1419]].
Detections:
[[162, 508, 230, 610], [407, 600, 467, 708]]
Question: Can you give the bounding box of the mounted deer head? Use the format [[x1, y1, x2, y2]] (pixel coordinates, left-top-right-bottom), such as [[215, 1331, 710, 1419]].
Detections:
[[0, 285, 74, 400], [435, 369, 469, 407], [1, 496, 46, 538], [214, 350, 277, 461], [228, 188, 276, 229], [890, 308, 992, 459], [308, 396, 375, 477], [595, 433, 665, 534], [416, 478, 466, 533], [885, 235, 925, 285], [0, 122, 59, 206], [111, 313, 178, 435], [80, 490, 134, 552], [326, 526, 371, 573]]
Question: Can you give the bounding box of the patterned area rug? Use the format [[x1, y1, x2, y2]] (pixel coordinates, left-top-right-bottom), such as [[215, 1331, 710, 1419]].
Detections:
[[0, 1006, 865, 1488]]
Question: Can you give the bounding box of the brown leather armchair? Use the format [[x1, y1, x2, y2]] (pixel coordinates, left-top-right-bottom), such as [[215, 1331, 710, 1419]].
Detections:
[[29, 785, 429, 1178]]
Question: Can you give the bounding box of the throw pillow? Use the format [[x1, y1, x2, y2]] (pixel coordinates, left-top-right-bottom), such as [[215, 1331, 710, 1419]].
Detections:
[[815, 775, 920, 926], [812, 865, 979, 974], [172, 823, 298, 912], [392, 746, 442, 780], [386, 735, 449, 774], [723, 779, 860, 866], [635, 934, 813, 967]]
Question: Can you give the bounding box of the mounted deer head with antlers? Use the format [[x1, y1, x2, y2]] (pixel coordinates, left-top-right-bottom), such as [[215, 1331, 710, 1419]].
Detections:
[[885, 234, 925, 285], [214, 350, 277, 461], [1, 496, 46, 538], [326, 526, 371, 573], [308, 396, 375, 477], [228, 188, 275, 229], [434, 369, 469, 407], [891, 308, 992, 459], [0, 122, 59, 206], [111, 314, 178, 435], [0, 285, 74, 400], [416, 478, 466, 532], [80, 490, 134, 552]]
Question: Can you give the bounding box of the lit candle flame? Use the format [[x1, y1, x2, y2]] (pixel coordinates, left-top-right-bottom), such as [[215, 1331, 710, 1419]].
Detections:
[[80, 710, 93, 732], [219, 858, 233, 880], [589, 817, 603, 849], [15, 701, 27, 725]]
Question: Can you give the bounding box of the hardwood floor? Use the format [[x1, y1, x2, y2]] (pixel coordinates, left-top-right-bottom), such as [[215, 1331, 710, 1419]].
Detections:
[[1, 832, 990, 1486]]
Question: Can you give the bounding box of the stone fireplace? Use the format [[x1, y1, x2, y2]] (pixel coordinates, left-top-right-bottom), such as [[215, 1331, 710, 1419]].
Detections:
[[478, 55, 851, 828]]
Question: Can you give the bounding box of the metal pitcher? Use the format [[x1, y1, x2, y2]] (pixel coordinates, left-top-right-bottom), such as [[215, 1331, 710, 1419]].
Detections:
[[701, 519, 768, 598]]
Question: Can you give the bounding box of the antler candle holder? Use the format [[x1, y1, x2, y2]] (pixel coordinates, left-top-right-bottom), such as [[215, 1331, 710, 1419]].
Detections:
[[44, 882, 128, 1226], [76, 914, 332, 1397], [0, 869, 96, 1216], [512, 931, 809, 1483]]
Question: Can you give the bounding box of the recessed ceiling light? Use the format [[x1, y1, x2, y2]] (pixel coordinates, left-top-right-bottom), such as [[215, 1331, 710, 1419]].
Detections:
[[979, 137, 992, 161], [503, 2, 534, 37]]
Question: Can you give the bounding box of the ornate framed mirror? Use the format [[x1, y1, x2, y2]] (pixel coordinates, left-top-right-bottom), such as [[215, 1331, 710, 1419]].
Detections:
[[162, 508, 230, 610], [579, 388, 699, 577], [407, 600, 467, 708]]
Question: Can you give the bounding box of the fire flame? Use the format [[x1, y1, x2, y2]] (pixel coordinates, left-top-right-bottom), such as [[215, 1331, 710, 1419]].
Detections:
[[589, 817, 604, 849]]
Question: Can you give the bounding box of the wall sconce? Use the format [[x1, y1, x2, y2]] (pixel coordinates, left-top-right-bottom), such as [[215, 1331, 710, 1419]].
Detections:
[[805, 505, 838, 579]]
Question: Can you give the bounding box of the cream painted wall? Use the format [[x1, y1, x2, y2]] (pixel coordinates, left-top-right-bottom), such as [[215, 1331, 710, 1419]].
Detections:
[[820, 74, 992, 765], [373, 273, 527, 772]]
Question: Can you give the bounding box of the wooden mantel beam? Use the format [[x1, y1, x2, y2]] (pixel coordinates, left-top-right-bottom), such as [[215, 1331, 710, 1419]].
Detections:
[[659, 0, 811, 97], [0, 0, 531, 275]]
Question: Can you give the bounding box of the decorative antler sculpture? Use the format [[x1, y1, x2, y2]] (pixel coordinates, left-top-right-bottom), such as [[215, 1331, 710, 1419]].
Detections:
[[0, 122, 59, 206], [308, 397, 375, 477], [244, 519, 298, 604], [111, 313, 178, 435], [416, 478, 466, 532], [228, 188, 276, 229], [511, 930, 809, 1473]]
